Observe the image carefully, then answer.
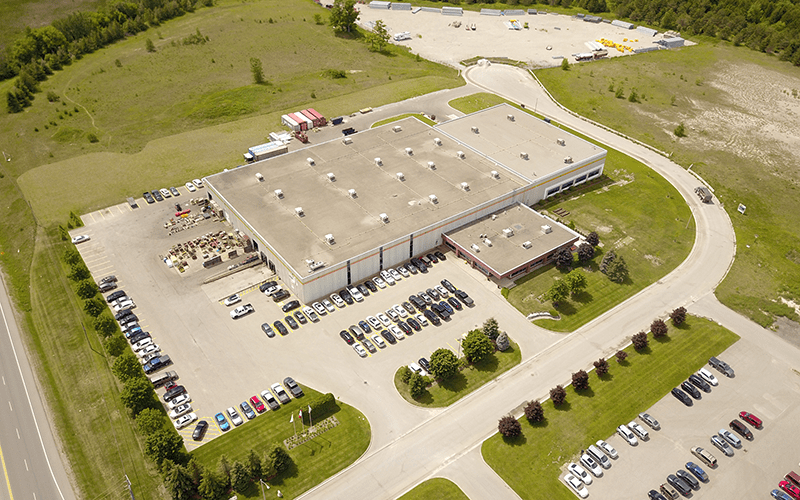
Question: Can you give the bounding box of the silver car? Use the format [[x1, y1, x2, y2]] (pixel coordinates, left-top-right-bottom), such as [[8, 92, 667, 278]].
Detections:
[[638, 412, 661, 430], [710, 434, 734, 456]]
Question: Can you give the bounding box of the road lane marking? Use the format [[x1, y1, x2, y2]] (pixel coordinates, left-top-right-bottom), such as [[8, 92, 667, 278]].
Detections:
[[1, 376, 4, 385], [7, 402, 10, 411], [23, 459, 27, 471], [0, 439, 14, 499], [15, 429, 19, 440]]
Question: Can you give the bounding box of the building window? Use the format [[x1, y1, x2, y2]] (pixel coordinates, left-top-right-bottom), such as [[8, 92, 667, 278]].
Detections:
[[562, 180, 574, 190], [379, 247, 383, 271], [575, 174, 587, 184], [587, 169, 601, 178], [509, 267, 527, 279], [546, 186, 560, 197], [475, 263, 491, 276], [346, 261, 351, 285], [444, 240, 456, 251], [409, 234, 414, 258]]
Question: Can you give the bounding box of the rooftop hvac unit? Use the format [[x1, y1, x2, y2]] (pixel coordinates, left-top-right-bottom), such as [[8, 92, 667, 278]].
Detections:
[[564, 156, 573, 164], [471, 244, 481, 253], [405, 147, 413, 155], [295, 207, 304, 217], [375, 157, 382, 166], [522, 241, 532, 249], [396, 172, 405, 181], [342, 137, 353, 145], [483, 238, 493, 247], [491, 215, 497, 221], [520, 152, 529, 160], [255, 173, 264, 182], [507, 114, 515, 121], [427, 161, 435, 169], [433, 137, 442, 146], [471, 126, 479, 133], [460, 182, 469, 191], [274, 189, 284, 198], [456, 151, 465, 159], [307, 157, 315, 165], [503, 228, 514, 238], [325, 234, 335, 245], [348, 189, 357, 198], [327, 172, 336, 181], [393, 125, 402, 132], [541, 225, 552, 234], [306, 259, 325, 272], [557, 138, 566, 146], [490, 170, 500, 179], [429, 194, 438, 204], [379, 213, 389, 223]]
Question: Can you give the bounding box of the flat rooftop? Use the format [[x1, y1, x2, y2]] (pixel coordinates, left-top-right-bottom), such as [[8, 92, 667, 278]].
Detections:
[[206, 117, 529, 275], [435, 104, 605, 182], [445, 203, 579, 275]]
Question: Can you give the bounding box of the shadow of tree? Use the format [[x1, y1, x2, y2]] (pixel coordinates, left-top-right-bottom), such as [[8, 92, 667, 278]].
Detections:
[[438, 372, 468, 393], [575, 387, 595, 398], [654, 335, 672, 344], [554, 401, 572, 412], [598, 371, 614, 382], [572, 290, 594, 304], [502, 433, 528, 446]]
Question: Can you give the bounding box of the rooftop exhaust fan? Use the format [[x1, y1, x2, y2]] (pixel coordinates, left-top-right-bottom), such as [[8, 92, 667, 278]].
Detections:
[[342, 137, 353, 145], [541, 225, 552, 234], [564, 156, 573, 164], [433, 138, 442, 146], [429, 194, 438, 204], [503, 228, 514, 238], [522, 241, 532, 249], [379, 213, 389, 223], [460, 182, 469, 191], [255, 173, 264, 181], [483, 238, 493, 247], [274, 189, 284, 198], [393, 125, 402, 132], [490, 170, 500, 179], [295, 207, 304, 217], [405, 147, 413, 156], [428, 161, 435, 169], [456, 151, 465, 159], [348, 189, 357, 198], [325, 234, 335, 245], [471, 244, 480, 252], [557, 138, 566, 146], [471, 126, 479, 133], [507, 114, 515, 121], [396, 172, 405, 181], [327, 172, 336, 181], [375, 158, 382, 166], [520, 152, 529, 160], [307, 157, 315, 165]]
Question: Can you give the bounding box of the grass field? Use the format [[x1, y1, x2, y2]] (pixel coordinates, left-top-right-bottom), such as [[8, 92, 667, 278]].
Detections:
[[399, 478, 470, 500], [192, 389, 370, 499], [482, 316, 739, 500], [535, 42, 800, 328], [371, 113, 436, 128], [394, 341, 521, 407], [0, 0, 107, 51], [449, 93, 694, 332]]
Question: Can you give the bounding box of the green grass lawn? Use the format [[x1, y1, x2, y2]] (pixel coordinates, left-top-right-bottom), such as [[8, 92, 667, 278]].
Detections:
[[394, 342, 521, 407], [482, 316, 739, 500], [399, 478, 470, 500], [535, 43, 800, 328], [450, 93, 694, 332], [192, 390, 370, 499], [371, 113, 436, 128]]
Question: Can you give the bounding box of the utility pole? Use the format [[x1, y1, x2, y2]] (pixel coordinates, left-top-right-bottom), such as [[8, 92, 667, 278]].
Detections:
[[125, 475, 135, 500]]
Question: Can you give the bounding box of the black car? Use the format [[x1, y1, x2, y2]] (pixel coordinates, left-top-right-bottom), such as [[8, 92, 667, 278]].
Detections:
[[261, 323, 276, 338], [404, 263, 418, 275], [681, 380, 702, 399], [434, 250, 446, 261], [426, 253, 439, 264], [282, 300, 300, 313], [339, 290, 353, 305], [144, 355, 172, 373], [143, 191, 155, 204], [418, 358, 431, 373], [364, 280, 377, 293], [98, 282, 117, 293], [455, 289, 474, 306], [729, 419, 753, 440], [192, 420, 208, 440], [647, 490, 667, 500], [688, 373, 711, 393], [447, 296, 462, 310], [285, 315, 299, 329], [423, 308, 441, 325], [152, 190, 163, 202], [666, 474, 691, 496], [294, 310, 307, 324], [676, 469, 699, 490], [163, 385, 186, 402], [407, 317, 421, 331], [283, 377, 304, 398], [409, 295, 426, 309], [339, 330, 354, 345], [272, 289, 290, 302], [380, 329, 397, 344], [259, 280, 278, 293], [356, 283, 370, 297], [397, 321, 412, 336], [671, 387, 693, 406], [128, 331, 150, 344], [432, 303, 450, 320], [273, 320, 289, 336], [115, 311, 138, 322], [440, 279, 456, 293], [99, 275, 118, 284], [410, 258, 427, 272], [107, 290, 127, 302], [349, 325, 365, 342]]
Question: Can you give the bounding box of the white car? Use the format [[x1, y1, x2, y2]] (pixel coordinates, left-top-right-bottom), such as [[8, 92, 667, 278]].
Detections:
[[71, 235, 90, 244], [353, 344, 367, 357], [392, 304, 408, 318], [185, 181, 197, 192], [322, 299, 336, 312], [263, 285, 282, 296], [226, 407, 243, 426], [224, 294, 241, 306], [330, 293, 346, 308], [617, 424, 638, 446], [718, 429, 742, 448], [418, 291, 433, 305], [139, 352, 160, 365], [230, 304, 254, 318], [435, 285, 449, 297], [698, 368, 719, 386], [564, 473, 589, 498], [160, 188, 172, 199], [408, 362, 426, 376], [174, 412, 197, 429], [366, 316, 382, 330], [579, 453, 603, 477], [168, 394, 191, 409], [347, 287, 364, 302], [192, 178, 204, 188], [302, 306, 318, 322], [628, 421, 649, 440], [169, 403, 192, 419], [567, 463, 592, 485], [312, 302, 327, 316], [389, 324, 404, 339], [388, 268, 402, 281], [380, 270, 395, 285], [132, 338, 153, 351], [136, 344, 160, 358], [386, 308, 400, 322], [376, 313, 392, 327], [113, 300, 134, 312], [397, 266, 410, 278], [372, 276, 387, 289], [415, 313, 428, 326], [596, 439, 618, 459], [371, 334, 386, 348]]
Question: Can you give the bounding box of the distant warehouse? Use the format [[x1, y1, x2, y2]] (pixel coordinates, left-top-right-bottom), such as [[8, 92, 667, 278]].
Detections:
[[204, 104, 606, 303]]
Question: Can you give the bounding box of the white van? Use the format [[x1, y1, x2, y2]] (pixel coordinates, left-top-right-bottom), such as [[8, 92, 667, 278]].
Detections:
[[587, 444, 611, 469]]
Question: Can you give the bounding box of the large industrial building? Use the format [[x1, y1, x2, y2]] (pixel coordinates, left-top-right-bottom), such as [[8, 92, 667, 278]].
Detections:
[[205, 104, 605, 303]]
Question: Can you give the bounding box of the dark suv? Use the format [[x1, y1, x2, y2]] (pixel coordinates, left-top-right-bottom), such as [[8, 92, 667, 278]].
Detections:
[[281, 300, 300, 313], [163, 385, 186, 402], [729, 419, 753, 440], [666, 474, 691, 496]]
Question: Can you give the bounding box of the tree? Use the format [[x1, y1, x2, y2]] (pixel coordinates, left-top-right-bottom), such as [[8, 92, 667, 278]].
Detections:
[[230, 461, 249, 492], [555, 248, 574, 269], [586, 231, 599, 247], [112, 352, 145, 382], [565, 269, 588, 296], [162, 459, 195, 500], [63, 247, 81, 265], [628, 88, 639, 102], [366, 19, 390, 51], [266, 445, 292, 475], [330, 0, 359, 33], [670, 306, 687, 326], [145, 38, 156, 52], [197, 468, 226, 500], [429, 348, 458, 380], [600, 250, 616, 274], [593, 358, 609, 376], [216, 455, 231, 488], [6, 91, 23, 113], [121, 377, 159, 416], [615, 350, 628, 363], [495, 331, 510, 351], [606, 255, 628, 283], [674, 122, 686, 137], [408, 372, 427, 399], [245, 449, 262, 481], [76, 279, 98, 299], [524, 400, 544, 422], [498, 415, 522, 437], [632, 331, 649, 351], [577, 243, 595, 262], [83, 297, 105, 317], [104, 334, 127, 356], [650, 318, 668, 338], [94, 313, 118, 337], [545, 279, 570, 305], [250, 57, 265, 84], [69, 263, 90, 281], [136, 408, 168, 436], [187, 458, 204, 487], [399, 365, 412, 384], [561, 58, 570, 70], [550, 385, 567, 406], [572, 369, 590, 391], [482, 317, 500, 340], [144, 429, 184, 466], [461, 329, 494, 364]]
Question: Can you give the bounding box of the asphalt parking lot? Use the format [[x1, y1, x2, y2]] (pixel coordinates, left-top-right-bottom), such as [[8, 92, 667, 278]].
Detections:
[[563, 336, 800, 499], [74, 190, 561, 449]]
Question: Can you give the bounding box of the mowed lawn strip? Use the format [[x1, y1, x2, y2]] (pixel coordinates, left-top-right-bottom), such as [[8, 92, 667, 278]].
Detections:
[[482, 316, 739, 500], [395, 341, 522, 408], [371, 113, 436, 128], [192, 388, 370, 499], [449, 93, 694, 332], [398, 478, 471, 500]]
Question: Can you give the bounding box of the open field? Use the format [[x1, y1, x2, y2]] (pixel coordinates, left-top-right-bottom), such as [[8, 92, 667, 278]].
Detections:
[[399, 477, 470, 500], [191, 391, 370, 499], [482, 316, 739, 500], [535, 41, 800, 329], [394, 341, 522, 407], [449, 93, 694, 332]]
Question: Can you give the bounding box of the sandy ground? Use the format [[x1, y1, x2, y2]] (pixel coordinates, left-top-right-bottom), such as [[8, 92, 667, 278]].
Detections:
[[358, 7, 675, 68]]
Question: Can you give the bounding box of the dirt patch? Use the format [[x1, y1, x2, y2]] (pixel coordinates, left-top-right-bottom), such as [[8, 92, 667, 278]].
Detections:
[[595, 225, 613, 234], [644, 254, 663, 266]]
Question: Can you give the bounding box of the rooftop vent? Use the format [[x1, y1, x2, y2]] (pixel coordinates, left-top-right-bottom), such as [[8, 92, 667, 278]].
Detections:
[[503, 228, 514, 238], [483, 238, 493, 247], [405, 147, 413, 156], [433, 138, 442, 146], [342, 137, 352, 145], [471, 126, 479, 133], [564, 156, 573, 164], [541, 225, 552, 234], [379, 213, 389, 223], [274, 189, 284, 199], [460, 182, 469, 191], [456, 151, 465, 159], [522, 241, 532, 249], [471, 244, 481, 253], [557, 138, 566, 146], [255, 172, 264, 182], [325, 234, 335, 245], [307, 157, 315, 165], [491, 215, 497, 221], [507, 114, 515, 121], [520, 152, 529, 160], [393, 125, 402, 132], [429, 194, 438, 204], [396, 172, 405, 181], [295, 207, 304, 217], [490, 170, 500, 179], [375, 157, 382, 166], [427, 161, 436, 170], [306, 259, 325, 272], [348, 189, 357, 198], [327, 172, 336, 181]]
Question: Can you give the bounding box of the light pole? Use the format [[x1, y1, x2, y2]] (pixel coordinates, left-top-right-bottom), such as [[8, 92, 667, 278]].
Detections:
[[260, 479, 270, 500]]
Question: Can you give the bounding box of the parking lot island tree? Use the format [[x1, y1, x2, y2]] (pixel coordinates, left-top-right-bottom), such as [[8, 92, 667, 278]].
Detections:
[[462, 329, 494, 364], [550, 385, 567, 406], [651, 319, 669, 338], [498, 415, 522, 438], [430, 348, 459, 380], [632, 331, 649, 351], [572, 370, 590, 391], [671, 306, 687, 326], [524, 400, 545, 423], [408, 372, 428, 399], [482, 317, 500, 340]]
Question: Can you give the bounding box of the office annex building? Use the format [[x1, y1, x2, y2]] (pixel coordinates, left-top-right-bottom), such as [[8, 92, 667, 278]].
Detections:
[[205, 104, 606, 303]]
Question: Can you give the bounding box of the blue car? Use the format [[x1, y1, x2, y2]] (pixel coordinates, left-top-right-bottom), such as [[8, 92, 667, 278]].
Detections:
[[685, 461, 708, 482], [215, 412, 230, 431], [772, 489, 793, 500], [439, 300, 453, 315]]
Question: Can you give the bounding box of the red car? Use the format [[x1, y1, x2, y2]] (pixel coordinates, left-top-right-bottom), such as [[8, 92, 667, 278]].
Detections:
[[739, 411, 762, 429], [249, 396, 266, 414], [780, 481, 800, 500]]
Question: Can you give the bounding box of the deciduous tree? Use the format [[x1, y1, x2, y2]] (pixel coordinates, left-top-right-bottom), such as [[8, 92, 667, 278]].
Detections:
[[121, 376, 159, 416], [83, 297, 105, 317], [429, 348, 458, 380], [577, 243, 595, 262], [565, 269, 588, 296], [586, 231, 599, 247], [650, 318, 668, 338], [524, 400, 544, 422], [104, 334, 127, 356], [461, 329, 494, 364], [555, 248, 574, 269], [366, 19, 390, 51], [670, 306, 687, 325], [144, 428, 184, 466], [498, 415, 522, 437], [572, 369, 590, 391], [606, 255, 628, 283], [615, 350, 628, 363], [330, 0, 359, 33], [550, 385, 567, 406], [593, 358, 609, 376], [94, 313, 118, 337], [632, 331, 649, 351], [112, 352, 145, 382], [136, 408, 168, 436], [69, 263, 90, 281], [545, 279, 570, 305]]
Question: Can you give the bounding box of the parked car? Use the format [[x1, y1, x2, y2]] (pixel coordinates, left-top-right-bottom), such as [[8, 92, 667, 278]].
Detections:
[[396, 266, 409, 278], [339, 290, 353, 305], [260, 390, 280, 411], [339, 330, 354, 345], [710, 434, 734, 456], [579, 453, 603, 477], [660, 482, 679, 500], [159, 188, 171, 199], [447, 296, 462, 310], [628, 421, 649, 440], [587, 444, 610, 469], [364, 280, 377, 293], [407, 317, 421, 331], [294, 310, 308, 324], [739, 411, 762, 428], [312, 302, 327, 316], [282, 300, 300, 313], [283, 377, 304, 398], [404, 263, 418, 275], [107, 290, 127, 302], [414, 313, 428, 327], [671, 387, 693, 406], [780, 481, 800, 500], [409, 295, 426, 310], [729, 419, 753, 440], [259, 280, 278, 293], [648, 490, 667, 500], [639, 412, 660, 430], [366, 316, 382, 330], [285, 315, 298, 329], [214, 412, 230, 431], [426, 253, 439, 264], [372, 276, 387, 289], [239, 401, 257, 420], [169, 403, 193, 419], [144, 355, 172, 374], [685, 461, 708, 482], [152, 190, 163, 202], [192, 178, 203, 188], [356, 283, 370, 297], [690, 446, 717, 467], [389, 324, 404, 340], [271, 384, 291, 404], [688, 373, 711, 393], [192, 420, 208, 440], [376, 313, 392, 327], [348, 286, 364, 302], [163, 385, 186, 402], [676, 469, 699, 490], [617, 424, 638, 446], [143, 191, 155, 203], [261, 323, 276, 338], [353, 343, 367, 357], [408, 362, 425, 376], [418, 357, 431, 373], [454, 289, 474, 306], [226, 407, 243, 426], [250, 396, 266, 413], [698, 367, 719, 386], [441, 279, 456, 293], [71, 235, 90, 244], [322, 299, 335, 312], [380, 271, 395, 286], [174, 413, 197, 429], [410, 257, 427, 272], [708, 356, 735, 377], [718, 428, 742, 448], [567, 463, 592, 485], [418, 291, 432, 305], [426, 287, 440, 300], [362, 338, 376, 353], [230, 304, 254, 319], [273, 320, 289, 336], [349, 325, 365, 342], [397, 321, 412, 336], [596, 439, 618, 459], [563, 473, 589, 498], [98, 282, 117, 293], [272, 289, 290, 302], [423, 308, 441, 326], [681, 380, 702, 399], [774, 488, 795, 500], [401, 301, 416, 315], [666, 474, 691, 496], [380, 329, 396, 345], [167, 393, 191, 409], [185, 182, 197, 192], [435, 285, 449, 298], [358, 320, 372, 334], [370, 334, 386, 349], [330, 293, 346, 308]]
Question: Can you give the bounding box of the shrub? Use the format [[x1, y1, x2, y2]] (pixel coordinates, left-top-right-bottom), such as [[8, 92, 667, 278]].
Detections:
[[599, 250, 615, 274], [561, 58, 570, 71], [145, 38, 156, 52], [632, 331, 649, 351], [46, 91, 60, 102], [524, 400, 544, 422], [550, 385, 567, 406], [674, 122, 686, 137], [399, 365, 412, 384], [586, 231, 599, 247], [408, 372, 428, 399], [322, 68, 347, 79], [498, 415, 522, 437], [670, 306, 687, 325], [593, 358, 609, 376], [555, 248, 574, 269], [615, 350, 628, 363], [87, 132, 98, 143], [572, 369, 590, 391], [577, 243, 595, 262], [650, 319, 668, 338]]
